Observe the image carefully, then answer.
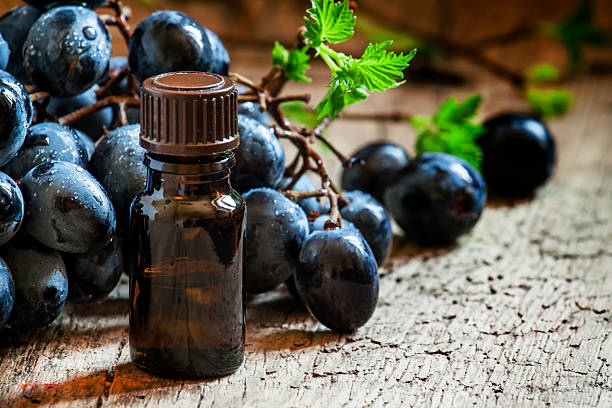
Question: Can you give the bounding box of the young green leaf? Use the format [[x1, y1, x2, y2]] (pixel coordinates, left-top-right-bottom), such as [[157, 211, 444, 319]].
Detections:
[[277, 0, 415, 120], [339, 43, 416, 92], [412, 94, 485, 171], [315, 45, 416, 119], [304, 0, 356, 47], [528, 63, 560, 82], [314, 75, 369, 119], [526, 88, 573, 117], [272, 42, 312, 82], [281, 101, 323, 128]]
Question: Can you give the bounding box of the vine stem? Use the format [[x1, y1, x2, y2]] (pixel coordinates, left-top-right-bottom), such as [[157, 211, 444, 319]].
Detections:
[[58, 96, 139, 126], [340, 111, 413, 122]]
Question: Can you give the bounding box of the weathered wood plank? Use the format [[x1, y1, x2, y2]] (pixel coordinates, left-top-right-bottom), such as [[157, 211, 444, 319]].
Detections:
[[0, 61, 610, 407]]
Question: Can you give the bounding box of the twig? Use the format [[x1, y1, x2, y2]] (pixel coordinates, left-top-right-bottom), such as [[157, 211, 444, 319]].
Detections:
[[96, 65, 130, 98], [58, 95, 139, 126], [340, 111, 413, 122], [28, 92, 50, 103], [283, 189, 328, 201]]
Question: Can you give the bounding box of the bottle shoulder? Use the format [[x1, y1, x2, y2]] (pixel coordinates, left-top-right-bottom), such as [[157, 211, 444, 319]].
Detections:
[[131, 189, 245, 221]]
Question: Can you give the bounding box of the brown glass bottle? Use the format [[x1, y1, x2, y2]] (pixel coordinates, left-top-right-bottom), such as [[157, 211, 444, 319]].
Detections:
[[129, 72, 245, 378]]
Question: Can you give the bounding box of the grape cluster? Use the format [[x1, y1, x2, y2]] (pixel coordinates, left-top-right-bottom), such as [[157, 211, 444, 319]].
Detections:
[[0, 2, 231, 330]]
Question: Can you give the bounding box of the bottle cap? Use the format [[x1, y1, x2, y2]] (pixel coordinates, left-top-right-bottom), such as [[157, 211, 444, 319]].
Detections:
[[140, 71, 239, 156]]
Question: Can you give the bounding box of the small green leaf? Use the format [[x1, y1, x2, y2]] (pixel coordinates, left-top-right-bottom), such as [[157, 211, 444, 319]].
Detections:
[[272, 42, 312, 82], [412, 94, 485, 171], [338, 43, 416, 92], [280, 101, 323, 128], [304, 0, 356, 47], [528, 63, 560, 82], [526, 88, 573, 117], [314, 76, 368, 119], [313, 45, 415, 119], [435, 94, 482, 124]]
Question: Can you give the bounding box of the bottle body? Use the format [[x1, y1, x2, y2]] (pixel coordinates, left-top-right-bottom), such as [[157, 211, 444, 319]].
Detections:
[[129, 153, 246, 378]]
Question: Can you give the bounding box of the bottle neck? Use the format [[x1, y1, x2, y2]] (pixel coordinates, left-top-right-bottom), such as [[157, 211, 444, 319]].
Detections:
[[144, 153, 235, 196]]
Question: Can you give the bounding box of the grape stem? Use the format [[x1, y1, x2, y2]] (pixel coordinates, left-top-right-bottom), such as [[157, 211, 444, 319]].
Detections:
[[273, 126, 344, 229], [57, 95, 139, 126], [231, 25, 358, 230], [99, 0, 132, 45], [340, 111, 413, 122], [96, 65, 130, 98]]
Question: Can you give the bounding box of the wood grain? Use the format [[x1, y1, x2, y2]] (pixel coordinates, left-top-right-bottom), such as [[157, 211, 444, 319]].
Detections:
[[0, 55, 611, 408]]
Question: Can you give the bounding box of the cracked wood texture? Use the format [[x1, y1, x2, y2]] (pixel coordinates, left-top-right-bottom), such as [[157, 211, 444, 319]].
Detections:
[[1, 45, 612, 408]]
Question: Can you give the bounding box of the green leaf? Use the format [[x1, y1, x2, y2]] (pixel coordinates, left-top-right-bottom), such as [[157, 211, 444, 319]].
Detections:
[[314, 75, 368, 119], [526, 88, 573, 117], [314, 44, 415, 119], [528, 63, 560, 82], [339, 43, 416, 92], [304, 0, 356, 47], [280, 101, 323, 128], [412, 94, 485, 171], [435, 94, 482, 124], [547, 0, 609, 69], [272, 42, 312, 82]]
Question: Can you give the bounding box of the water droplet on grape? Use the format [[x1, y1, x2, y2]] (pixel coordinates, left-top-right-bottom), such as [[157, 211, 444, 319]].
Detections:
[[83, 26, 97, 41]]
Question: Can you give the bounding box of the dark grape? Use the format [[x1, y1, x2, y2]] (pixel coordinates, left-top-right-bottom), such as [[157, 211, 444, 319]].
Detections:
[[233, 115, 285, 192], [0, 70, 34, 125], [88, 125, 146, 227], [0, 6, 41, 84], [0, 33, 9, 71], [0, 257, 14, 326], [1, 236, 68, 329], [243, 188, 309, 294], [101, 55, 140, 123], [339, 191, 392, 266], [23, 6, 112, 96], [46, 86, 113, 140], [24, 1, 108, 9], [295, 229, 379, 332], [284, 275, 300, 300], [0, 172, 24, 246], [309, 214, 359, 234], [276, 174, 325, 218], [203, 27, 229, 76], [63, 235, 123, 304], [74, 129, 95, 162], [3, 122, 87, 180], [342, 142, 410, 202], [238, 102, 270, 126], [384, 153, 486, 245], [20, 161, 116, 253], [104, 56, 129, 95], [0, 79, 30, 167], [478, 113, 556, 197], [128, 11, 213, 83]]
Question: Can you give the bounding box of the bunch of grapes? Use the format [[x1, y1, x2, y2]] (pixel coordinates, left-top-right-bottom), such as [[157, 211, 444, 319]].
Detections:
[[0, 0, 556, 334], [0, 0, 234, 331]]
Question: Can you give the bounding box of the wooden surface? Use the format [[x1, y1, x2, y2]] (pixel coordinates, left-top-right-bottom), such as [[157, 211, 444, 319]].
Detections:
[[1, 53, 612, 407]]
